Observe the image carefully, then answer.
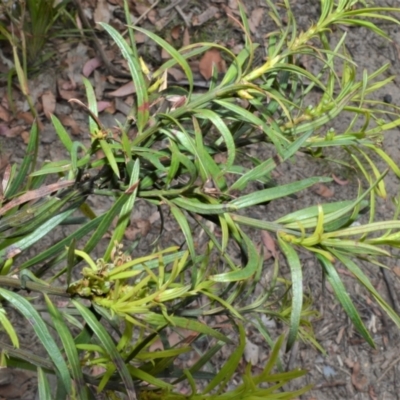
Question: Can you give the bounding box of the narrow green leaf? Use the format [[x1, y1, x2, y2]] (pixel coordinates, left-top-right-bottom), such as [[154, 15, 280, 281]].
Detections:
[[5, 122, 38, 197], [37, 367, 52, 400], [331, 250, 400, 330], [213, 99, 288, 153], [194, 109, 236, 170], [277, 237, 303, 351], [99, 23, 149, 132], [256, 335, 285, 380], [19, 215, 102, 270], [141, 313, 230, 343], [127, 365, 172, 389], [83, 193, 130, 254], [71, 142, 89, 173], [316, 254, 375, 347], [0, 289, 71, 394], [276, 200, 364, 225], [29, 160, 72, 176], [210, 231, 261, 282], [230, 129, 313, 191], [171, 196, 236, 215], [230, 177, 332, 209], [82, 76, 99, 136], [51, 114, 73, 153], [99, 139, 120, 178], [130, 25, 194, 93], [0, 207, 77, 265], [45, 295, 89, 400], [104, 160, 140, 260], [72, 300, 136, 399], [168, 203, 196, 262], [0, 307, 19, 348], [202, 323, 245, 394]]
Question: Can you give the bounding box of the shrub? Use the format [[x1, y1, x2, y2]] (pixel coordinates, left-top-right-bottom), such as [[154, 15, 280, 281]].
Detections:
[[1, 0, 400, 398]]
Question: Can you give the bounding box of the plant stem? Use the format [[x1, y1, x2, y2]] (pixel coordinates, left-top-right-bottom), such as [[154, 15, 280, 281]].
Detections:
[[0, 276, 70, 297]]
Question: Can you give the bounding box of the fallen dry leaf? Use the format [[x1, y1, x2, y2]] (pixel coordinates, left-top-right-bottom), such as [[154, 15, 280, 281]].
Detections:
[[0, 124, 24, 138], [148, 211, 160, 224], [213, 153, 227, 164], [261, 230, 278, 259], [134, 32, 146, 44], [94, 0, 111, 27], [21, 131, 30, 144], [58, 78, 76, 91], [155, 16, 170, 31], [66, 42, 89, 87], [83, 56, 102, 77], [42, 91, 56, 119], [90, 364, 106, 377], [108, 81, 136, 97], [58, 114, 81, 135], [392, 266, 400, 277], [161, 47, 172, 60], [168, 67, 186, 82], [2, 164, 11, 193], [0, 369, 35, 400], [134, 1, 150, 16], [183, 27, 191, 47], [114, 98, 132, 116], [351, 362, 368, 392], [171, 25, 184, 40], [17, 111, 35, 125], [244, 339, 259, 365], [345, 359, 368, 392], [192, 6, 219, 26], [60, 90, 80, 101], [166, 95, 187, 110], [124, 218, 151, 241], [147, 9, 158, 25], [149, 329, 197, 352], [249, 7, 264, 34], [368, 385, 378, 400], [228, 0, 239, 9], [199, 49, 226, 80], [313, 183, 334, 198], [332, 174, 349, 186], [97, 101, 113, 113], [0, 153, 10, 173], [0, 105, 10, 122], [94, 70, 107, 99]]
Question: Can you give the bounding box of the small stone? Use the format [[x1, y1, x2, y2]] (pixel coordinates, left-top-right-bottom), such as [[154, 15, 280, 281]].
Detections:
[[383, 94, 392, 104]]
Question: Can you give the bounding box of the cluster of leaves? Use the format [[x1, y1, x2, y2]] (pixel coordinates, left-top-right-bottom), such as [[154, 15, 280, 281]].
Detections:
[[0, 0, 75, 115], [1, 0, 400, 398], [0, 0, 73, 64]]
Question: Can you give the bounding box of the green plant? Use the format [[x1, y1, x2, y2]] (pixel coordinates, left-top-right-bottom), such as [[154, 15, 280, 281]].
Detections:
[[0, 0, 72, 64], [0, 0, 74, 115], [1, 0, 400, 398]]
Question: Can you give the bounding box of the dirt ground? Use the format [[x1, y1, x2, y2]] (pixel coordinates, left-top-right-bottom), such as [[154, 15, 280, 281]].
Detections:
[[1, 0, 400, 399]]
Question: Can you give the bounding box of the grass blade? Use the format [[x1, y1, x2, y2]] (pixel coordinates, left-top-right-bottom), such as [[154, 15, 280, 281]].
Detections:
[[45, 295, 89, 400], [0, 289, 72, 394], [104, 160, 140, 260], [316, 254, 375, 347], [5, 122, 38, 197], [99, 23, 149, 132], [72, 300, 136, 399], [37, 367, 52, 400], [277, 237, 303, 350]]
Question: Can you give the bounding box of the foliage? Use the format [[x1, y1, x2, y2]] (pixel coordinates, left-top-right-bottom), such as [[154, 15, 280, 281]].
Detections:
[[0, 0, 72, 64], [0, 0, 74, 116], [1, 0, 400, 398]]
